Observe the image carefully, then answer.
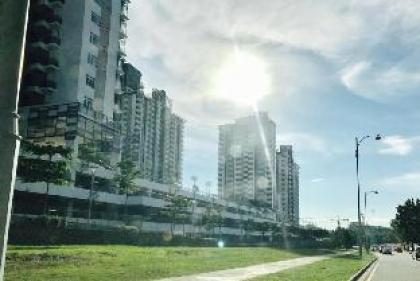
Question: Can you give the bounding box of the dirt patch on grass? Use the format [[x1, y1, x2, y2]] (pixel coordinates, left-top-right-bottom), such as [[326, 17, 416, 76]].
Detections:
[[6, 252, 87, 266]]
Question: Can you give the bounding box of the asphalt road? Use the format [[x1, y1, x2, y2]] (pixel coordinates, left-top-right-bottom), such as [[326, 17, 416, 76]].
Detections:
[[361, 252, 420, 281]]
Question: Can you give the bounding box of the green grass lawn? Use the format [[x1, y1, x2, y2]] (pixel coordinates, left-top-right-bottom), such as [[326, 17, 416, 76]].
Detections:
[[4, 245, 333, 281], [249, 252, 375, 281]]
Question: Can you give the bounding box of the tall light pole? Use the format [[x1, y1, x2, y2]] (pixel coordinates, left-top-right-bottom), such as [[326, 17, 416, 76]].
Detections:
[[355, 134, 382, 258], [88, 167, 96, 221], [205, 181, 212, 196], [364, 190, 379, 251], [88, 160, 103, 222], [0, 1, 29, 279]]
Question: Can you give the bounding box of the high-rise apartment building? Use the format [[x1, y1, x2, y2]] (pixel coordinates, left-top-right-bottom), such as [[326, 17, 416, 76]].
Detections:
[[20, 0, 128, 121], [276, 145, 299, 225], [119, 64, 184, 185], [18, 0, 129, 165], [218, 112, 276, 208]]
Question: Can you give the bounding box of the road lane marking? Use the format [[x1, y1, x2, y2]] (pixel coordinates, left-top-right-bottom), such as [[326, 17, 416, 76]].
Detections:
[[366, 259, 380, 281]]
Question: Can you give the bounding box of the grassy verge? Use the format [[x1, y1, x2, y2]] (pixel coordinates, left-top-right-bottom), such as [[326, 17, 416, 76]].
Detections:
[[4, 245, 333, 281], [249, 252, 375, 281]]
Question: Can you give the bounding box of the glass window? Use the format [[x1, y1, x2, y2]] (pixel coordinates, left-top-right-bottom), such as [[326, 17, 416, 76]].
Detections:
[[87, 53, 98, 67], [85, 74, 95, 88], [89, 32, 99, 45], [91, 11, 101, 25]]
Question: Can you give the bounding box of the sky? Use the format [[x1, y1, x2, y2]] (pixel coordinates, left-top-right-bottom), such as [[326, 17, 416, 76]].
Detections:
[[125, 0, 420, 229]]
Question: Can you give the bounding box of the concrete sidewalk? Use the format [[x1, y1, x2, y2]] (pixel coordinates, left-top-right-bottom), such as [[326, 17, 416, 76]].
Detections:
[[155, 254, 333, 281]]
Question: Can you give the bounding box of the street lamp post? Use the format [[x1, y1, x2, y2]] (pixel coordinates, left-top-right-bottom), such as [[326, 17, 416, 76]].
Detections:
[[87, 160, 103, 222], [88, 167, 96, 221], [364, 190, 379, 252], [355, 134, 382, 259]]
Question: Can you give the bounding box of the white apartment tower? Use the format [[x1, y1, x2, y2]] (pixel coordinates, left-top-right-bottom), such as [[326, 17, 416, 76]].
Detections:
[[19, 0, 130, 164], [218, 112, 276, 208], [276, 145, 300, 225], [119, 66, 185, 185], [21, 0, 128, 120]]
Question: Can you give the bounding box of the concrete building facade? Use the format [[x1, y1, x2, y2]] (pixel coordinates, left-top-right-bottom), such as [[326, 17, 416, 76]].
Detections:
[[18, 0, 131, 178], [276, 145, 299, 225], [20, 0, 128, 122], [218, 112, 276, 208], [119, 65, 185, 185]]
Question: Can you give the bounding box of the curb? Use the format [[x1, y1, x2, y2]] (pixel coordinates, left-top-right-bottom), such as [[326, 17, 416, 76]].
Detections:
[[348, 256, 378, 281]]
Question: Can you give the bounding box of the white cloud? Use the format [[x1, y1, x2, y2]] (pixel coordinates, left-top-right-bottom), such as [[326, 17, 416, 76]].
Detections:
[[126, 0, 420, 121], [340, 61, 420, 101], [277, 132, 332, 155], [379, 135, 420, 155], [366, 217, 392, 227], [380, 171, 420, 189], [310, 178, 325, 183]]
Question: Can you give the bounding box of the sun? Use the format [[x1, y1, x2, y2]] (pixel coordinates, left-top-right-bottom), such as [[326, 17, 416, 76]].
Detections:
[[212, 49, 271, 106]]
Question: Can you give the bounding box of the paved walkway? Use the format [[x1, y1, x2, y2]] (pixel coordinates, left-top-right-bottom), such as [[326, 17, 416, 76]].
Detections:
[[156, 254, 333, 281]]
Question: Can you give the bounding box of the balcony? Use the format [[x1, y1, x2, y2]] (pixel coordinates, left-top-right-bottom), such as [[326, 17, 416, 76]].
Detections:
[[49, 0, 65, 5], [119, 30, 127, 40], [28, 46, 59, 69], [117, 48, 126, 58], [46, 80, 57, 89], [46, 32, 61, 45], [28, 25, 61, 46], [23, 69, 57, 90]]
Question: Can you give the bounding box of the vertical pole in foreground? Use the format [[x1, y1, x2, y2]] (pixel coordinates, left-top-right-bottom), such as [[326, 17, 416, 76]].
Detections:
[[0, 0, 29, 279], [355, 137, 363, 259]]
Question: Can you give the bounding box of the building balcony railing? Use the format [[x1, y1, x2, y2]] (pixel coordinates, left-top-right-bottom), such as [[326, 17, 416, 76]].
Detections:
[[28, 30, 61, 46], [119, 30, 128, 40], [32, 6, 63, 25], [28, 48, 59, 69], [49, 0, 65, 5], [117, 48, 126, 58], [24, 75, 57, 90]]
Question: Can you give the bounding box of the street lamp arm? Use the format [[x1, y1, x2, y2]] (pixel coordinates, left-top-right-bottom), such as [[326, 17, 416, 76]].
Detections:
[[358, 135, 370, 145]]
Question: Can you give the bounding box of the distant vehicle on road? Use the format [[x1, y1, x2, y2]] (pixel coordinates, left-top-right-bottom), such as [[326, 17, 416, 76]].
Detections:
[[382, 244, 393, 254], [379, 245, 385, 253], [412, 248, 420, 260]]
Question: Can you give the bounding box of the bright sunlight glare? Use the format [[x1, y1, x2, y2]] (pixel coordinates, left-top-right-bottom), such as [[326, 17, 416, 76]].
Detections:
[[212, 50, 271, 106]]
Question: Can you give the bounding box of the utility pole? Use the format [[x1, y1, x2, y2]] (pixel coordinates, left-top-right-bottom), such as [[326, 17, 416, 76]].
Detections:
[[0, 1, 29, 279]]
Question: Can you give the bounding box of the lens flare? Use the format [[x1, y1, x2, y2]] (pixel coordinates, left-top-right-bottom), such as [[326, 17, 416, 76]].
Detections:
[[212, 49, 270, 106]]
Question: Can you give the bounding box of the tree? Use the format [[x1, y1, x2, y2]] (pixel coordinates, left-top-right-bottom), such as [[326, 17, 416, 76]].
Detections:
[[332, 227, 356, 250], [162, 193, 192, 236], [78, 142, 110, 168], [202, 205, 217, 235], [77, 142, 111, 220], [391, 198, 420, 245], [17, 140, 72, 214], [256, 222, 271, 241], [202, 204, 224, 237], [113, 160, 140, 223], [243, 218, 256, 240]]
